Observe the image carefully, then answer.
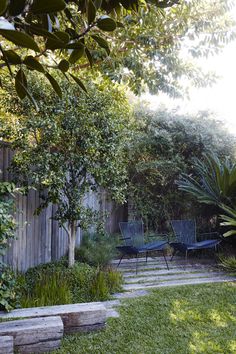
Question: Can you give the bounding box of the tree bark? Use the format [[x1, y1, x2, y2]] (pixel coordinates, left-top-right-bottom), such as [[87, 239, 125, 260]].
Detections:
[[68, 221, 77, 267]]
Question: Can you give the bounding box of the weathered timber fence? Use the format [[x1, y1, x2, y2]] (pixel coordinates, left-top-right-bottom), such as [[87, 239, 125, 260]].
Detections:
[[0, 146, 125, 271]]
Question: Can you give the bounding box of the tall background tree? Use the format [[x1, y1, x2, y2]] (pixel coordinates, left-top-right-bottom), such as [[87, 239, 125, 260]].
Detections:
[[97, 0, 236, 95], [0, 74, 131, 266], [127, 107, 236, 231], [0, 0, 178, 107]]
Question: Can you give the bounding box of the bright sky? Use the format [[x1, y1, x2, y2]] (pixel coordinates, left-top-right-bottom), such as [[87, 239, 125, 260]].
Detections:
[[143, 5, 236, 135]]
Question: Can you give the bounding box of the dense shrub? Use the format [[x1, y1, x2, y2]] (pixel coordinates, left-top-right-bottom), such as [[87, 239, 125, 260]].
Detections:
[[0, 265, 19, 312], [18, 260, 123, 307], [128, 107, 236, 231], [0, 180, 18, 312], [75, 233, 118, 268]]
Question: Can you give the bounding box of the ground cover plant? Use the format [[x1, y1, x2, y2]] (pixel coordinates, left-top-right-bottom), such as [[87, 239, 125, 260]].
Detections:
[[18, 259, 123, 307], [53, 282, 236, 354]]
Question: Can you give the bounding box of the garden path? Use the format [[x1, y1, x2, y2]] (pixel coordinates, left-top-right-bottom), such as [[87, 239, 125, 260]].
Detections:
[[104, 256, 236, 318]]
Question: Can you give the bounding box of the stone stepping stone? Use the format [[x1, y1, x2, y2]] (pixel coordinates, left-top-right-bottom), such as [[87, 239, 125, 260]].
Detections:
[[113, 289, 149, 299], [124, 271, 226, 284], [123, 276, 236, 291], [0, 336, 13, 354], [118, 263, 210, 273], [123, 268, 214, 278]]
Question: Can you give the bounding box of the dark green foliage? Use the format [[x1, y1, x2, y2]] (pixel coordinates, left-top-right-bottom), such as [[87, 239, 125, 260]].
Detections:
[[0, 73, 130, 266], [18, 260, 123, 307], [128, 107, 236, 231], [0, 179, 18, 312], [75, 233, 118, 268], [177, 154, 236, 238], [177, 154, 236, 208], [0, 265, 19, 312], [0, 0, 178, 106], [219, 256, 236, 273], [20, 271, 72, 308]]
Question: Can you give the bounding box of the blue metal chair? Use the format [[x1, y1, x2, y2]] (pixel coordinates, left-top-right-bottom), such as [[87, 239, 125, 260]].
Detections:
[[117, 221, 169, 273], [170, 219, 221, 262]]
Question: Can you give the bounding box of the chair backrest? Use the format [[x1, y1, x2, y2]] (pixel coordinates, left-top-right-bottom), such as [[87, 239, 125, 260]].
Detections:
[[171, 220, 196, 244], [119, 221, 144, 247]]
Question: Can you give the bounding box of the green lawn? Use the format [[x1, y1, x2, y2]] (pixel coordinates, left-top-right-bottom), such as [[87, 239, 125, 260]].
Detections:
[[54, 283, 236, 354]]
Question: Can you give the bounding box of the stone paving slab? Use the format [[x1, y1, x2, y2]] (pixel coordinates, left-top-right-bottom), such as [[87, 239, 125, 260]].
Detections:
[[124, 271, 226, 284], [118, 263, 213, 273], [123, 276, 235, 291], [123, 268, 214, 278]]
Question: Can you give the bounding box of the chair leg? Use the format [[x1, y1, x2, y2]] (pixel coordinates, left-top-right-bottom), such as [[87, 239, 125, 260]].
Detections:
[[163, 250, 169, 270], [170, 249, 176, 261], [185, 250, 188, 269], [146, 252, 148, 263], [117, 254, 124, 268], [136, 253, 139, 274]]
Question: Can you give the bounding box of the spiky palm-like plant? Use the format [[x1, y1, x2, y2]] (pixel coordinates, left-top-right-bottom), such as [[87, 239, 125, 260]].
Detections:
[[177, 154, 236, 237]]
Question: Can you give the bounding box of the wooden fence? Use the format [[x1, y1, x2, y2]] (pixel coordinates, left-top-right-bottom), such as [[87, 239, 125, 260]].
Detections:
[[0, 146, 125, 271]]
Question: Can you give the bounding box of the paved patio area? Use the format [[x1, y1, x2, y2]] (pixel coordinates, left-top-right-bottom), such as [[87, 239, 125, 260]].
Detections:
[[111, 256, 236, 299]]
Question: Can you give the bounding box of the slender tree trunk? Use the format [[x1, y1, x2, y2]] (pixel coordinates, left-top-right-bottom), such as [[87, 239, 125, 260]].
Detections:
[[68, 220, 77, 267]]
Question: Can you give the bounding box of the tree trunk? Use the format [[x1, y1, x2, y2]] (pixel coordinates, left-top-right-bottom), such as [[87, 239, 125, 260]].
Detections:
[[68, 221, 77, 267]]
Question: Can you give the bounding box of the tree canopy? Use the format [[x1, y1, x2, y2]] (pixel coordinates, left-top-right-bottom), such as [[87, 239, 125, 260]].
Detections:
[[0, 0, 178, 107], [0, 73, 131, 265], [100, 0, 236, 95]]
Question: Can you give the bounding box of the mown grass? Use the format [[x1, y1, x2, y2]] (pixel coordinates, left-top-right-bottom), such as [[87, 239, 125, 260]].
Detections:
[[54, 282, 236, 354]]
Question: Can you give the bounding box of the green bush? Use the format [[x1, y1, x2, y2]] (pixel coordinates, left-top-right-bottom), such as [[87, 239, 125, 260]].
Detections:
[[20, 271, 72, 308], [18, 259, 123, 307], [219, 256, 236, 273], [75, 233, 118, 268], [0, 265, 19, 312]]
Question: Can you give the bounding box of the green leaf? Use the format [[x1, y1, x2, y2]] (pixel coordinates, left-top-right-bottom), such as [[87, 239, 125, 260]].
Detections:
[[3, 50, 21, 64], [8, 0, 26, 16], [46, 37, 66, 50], [29, 25, 57, 39], [223, 229, 236, 237], [31, 0, 66, 14], [87, 0, 96, 25], [69, 47, 85, 64], [58, 59, 69, 72], [0, 0, 8, 16], [97, 16, 117, 32], [45, 72, 62, 98], [85, 48, 93, 67], [70, 74, 87, 93], [0, 29, 40, 52], [23, 55, 45, 72], [116, 21, 125, 28], [54, 31, 70, 43], [15, 69, 27, 99], [91, 35, 110, 54]]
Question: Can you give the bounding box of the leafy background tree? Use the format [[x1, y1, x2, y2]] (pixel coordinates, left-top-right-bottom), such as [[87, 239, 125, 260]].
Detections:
[[0, 73, 131, 266], [98, 0, 236, 95], [127, 106, 236, 231], [0, 0, 178, 107]]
